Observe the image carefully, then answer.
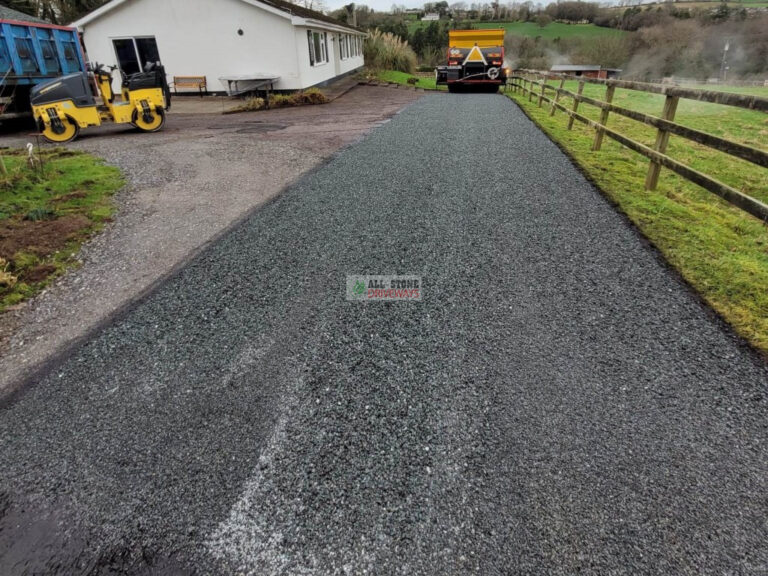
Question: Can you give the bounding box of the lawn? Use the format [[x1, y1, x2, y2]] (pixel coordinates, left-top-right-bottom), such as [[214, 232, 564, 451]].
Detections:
[[408, 20, 626, 39], [368, 69, 446, 91], [506, 80, 768, 353], [0, 148, 123, 311]]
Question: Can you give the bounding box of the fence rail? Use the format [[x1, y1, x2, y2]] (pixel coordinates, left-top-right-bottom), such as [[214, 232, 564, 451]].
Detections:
[[509, 70, 768, 222]]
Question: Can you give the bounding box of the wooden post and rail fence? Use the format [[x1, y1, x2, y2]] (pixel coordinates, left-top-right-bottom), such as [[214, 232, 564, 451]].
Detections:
[[508, 70, 768, 223]]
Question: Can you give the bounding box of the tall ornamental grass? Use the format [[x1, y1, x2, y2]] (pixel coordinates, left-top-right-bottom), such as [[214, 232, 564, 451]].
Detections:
[[364, 30, 417, 73]]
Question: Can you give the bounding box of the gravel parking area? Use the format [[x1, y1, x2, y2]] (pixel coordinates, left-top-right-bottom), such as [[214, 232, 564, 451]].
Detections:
[[1, 92, 768, 575], [0, 85, 424, 396]]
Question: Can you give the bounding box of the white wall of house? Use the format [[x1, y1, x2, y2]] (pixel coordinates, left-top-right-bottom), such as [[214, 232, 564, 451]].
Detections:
[[294, 26, 364, 89], [78, 0, 363, 91]]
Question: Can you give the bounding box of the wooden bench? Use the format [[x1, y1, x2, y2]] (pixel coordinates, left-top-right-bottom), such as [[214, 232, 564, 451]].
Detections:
[[172, 76, 207, 96]]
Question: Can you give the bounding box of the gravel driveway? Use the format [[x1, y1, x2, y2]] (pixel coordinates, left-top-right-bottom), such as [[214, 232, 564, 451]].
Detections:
[[1, 93, 768, 575], [0, 86, 423, 396]]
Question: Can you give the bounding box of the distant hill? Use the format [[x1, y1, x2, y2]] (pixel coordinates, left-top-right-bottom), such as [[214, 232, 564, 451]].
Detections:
[[408, 20, 627, 39], [607, 0, 768, 9]]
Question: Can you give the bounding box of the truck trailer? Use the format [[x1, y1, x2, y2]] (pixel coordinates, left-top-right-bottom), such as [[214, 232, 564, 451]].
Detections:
[[436, 29, 508, 93], [0, 17, 86, 122]]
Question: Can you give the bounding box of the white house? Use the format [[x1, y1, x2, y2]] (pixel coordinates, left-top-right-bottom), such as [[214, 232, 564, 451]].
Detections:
[[72, 0, 366, 93]]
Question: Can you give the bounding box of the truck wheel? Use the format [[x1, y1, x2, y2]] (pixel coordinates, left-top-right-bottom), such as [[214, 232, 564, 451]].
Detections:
[[41, 115, 80, 144]]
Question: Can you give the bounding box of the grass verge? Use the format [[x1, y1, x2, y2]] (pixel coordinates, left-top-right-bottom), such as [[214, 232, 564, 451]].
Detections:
[[364, 69, 446, 91], [505, 85, 768, 355], [0, 148, 123, 312]]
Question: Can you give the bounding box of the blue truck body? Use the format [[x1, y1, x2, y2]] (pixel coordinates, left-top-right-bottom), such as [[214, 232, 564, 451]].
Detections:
[[0, 19, 86, 120]]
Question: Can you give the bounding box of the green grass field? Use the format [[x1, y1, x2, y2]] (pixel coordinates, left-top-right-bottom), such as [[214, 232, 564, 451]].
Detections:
[[408, 20, 626, 38], [0, 149, 122, 311], [506, 80, 768, 353], [475, 21, 626, 38]]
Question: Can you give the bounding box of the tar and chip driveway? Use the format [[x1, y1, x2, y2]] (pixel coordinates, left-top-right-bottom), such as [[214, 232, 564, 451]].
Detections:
[[2, 93, 768, 575]]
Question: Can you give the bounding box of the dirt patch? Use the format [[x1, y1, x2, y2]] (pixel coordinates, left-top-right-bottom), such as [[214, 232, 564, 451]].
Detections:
[[52, 191, 88, 203], [22, 264, 57, 283], [0, 215, 91, 260]]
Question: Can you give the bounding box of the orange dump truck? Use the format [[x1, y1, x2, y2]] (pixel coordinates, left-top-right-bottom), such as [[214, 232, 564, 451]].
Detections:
[[435, 29, 508, 92]]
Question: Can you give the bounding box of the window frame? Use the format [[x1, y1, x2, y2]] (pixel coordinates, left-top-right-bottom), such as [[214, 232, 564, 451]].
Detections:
[[111, 35, 159, 75], [340, 34, 348, 60], [308, 29, 328, 66]]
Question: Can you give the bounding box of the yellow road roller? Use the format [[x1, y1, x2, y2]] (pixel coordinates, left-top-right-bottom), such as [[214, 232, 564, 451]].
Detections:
[[30, 62, 170, 143]]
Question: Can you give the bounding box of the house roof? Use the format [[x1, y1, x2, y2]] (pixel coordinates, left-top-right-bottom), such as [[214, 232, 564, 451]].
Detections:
[[550, 64, 622, 72], [259, 0, 364, 32], [551, 65, 602, 72], [0, 5, 50, 24], [72, 0, 363, 33]]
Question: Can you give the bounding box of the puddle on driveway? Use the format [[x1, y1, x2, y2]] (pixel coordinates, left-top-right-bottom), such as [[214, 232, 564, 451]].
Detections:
[[207, 120, 288, 134], [0, 492, 192, 575]]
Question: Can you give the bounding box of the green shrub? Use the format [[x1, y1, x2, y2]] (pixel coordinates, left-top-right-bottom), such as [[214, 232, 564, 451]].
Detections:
[[364, 29, 417, 73]]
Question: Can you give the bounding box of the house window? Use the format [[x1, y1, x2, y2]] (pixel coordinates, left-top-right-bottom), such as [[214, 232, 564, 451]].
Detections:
[[112, 36, 161, 75], [338, 33, 360, 60], [307, 30, 328, 66]]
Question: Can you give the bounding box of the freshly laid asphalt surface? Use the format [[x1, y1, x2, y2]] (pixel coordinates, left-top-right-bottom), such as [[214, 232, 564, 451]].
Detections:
[[2, 93, 768, 575]]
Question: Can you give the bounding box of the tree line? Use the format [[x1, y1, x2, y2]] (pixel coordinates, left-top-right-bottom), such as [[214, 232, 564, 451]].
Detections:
[[3, 0, 108, 24]]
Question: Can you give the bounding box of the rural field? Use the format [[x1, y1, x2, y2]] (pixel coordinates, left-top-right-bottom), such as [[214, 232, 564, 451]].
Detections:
[[408, 20, 625, 38], [626, 0, 768, 8], [507, 78, 768, 351], [474, 21, 626, 38]]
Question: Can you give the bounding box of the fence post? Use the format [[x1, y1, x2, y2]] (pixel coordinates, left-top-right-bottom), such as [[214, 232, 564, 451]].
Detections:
[[538, 75, 547, 107], [549, 77, 565, 117], [567, 81, 585, 130], [645, 94, 679, 190], [592, 84, 616, 151], [528, 76, 534, 102]]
